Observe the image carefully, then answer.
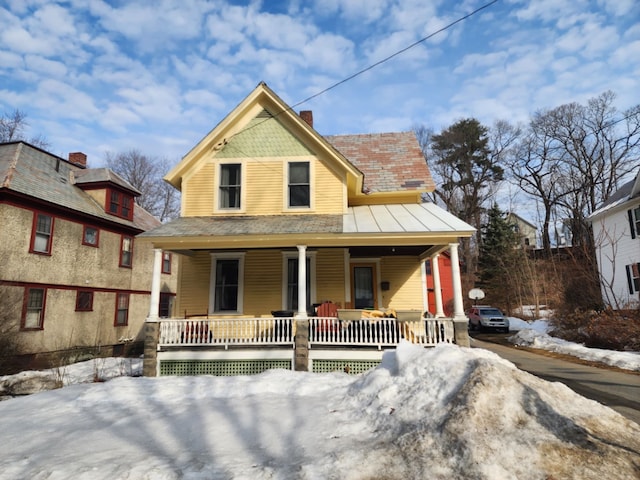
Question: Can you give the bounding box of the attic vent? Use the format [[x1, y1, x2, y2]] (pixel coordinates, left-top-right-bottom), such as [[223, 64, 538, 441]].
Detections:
[[256, 109, 274, 119]]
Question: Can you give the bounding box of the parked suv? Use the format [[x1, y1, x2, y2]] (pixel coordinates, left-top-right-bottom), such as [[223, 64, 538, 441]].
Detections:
[[468, 306, 509, 332]]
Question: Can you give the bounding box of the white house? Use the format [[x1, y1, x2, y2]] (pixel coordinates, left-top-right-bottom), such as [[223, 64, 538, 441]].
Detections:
[[588, 170, 640, 309]]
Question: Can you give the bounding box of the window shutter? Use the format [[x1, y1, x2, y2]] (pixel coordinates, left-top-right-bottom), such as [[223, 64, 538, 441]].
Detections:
[[629, 210, 637, 239], [626, 265, 634, 294]]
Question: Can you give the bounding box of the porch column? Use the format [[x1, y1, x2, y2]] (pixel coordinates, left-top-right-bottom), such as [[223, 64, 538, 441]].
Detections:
[[147, 248, 163, 320], [431, 254, 445, 318], [296, 245, 308, 319], [449, 243, 466, 320]]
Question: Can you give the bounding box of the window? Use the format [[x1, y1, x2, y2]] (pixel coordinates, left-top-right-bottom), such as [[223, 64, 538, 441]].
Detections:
[[115, 293, 129, 326], [162, 252, 172, 274], [107, 189, 134, 220], [626, 263, 640, 294], [219, 164, 241, 209], [120, 236, 133, 267], [76, 290, 94, 311], [210, 253, 245, 313], [286, 257, 311, 310], [629, 206, 640, 239], [288, 161, 310, 207], [23, 287, 46, 329], [159, 292, 174, 318], [82, 226, 99, 247], [30, 213, 53, 254]]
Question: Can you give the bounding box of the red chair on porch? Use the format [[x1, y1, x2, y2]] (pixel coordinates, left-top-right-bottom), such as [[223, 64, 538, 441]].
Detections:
[[315, 301, 340, 334]]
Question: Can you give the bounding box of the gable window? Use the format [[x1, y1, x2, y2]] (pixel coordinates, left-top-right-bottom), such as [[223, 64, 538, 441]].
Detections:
[[162, 252, 172, 274], [115, 293, 129, 326], [219, 163, 241, 209], [30, 213, 53, 254], [288, 161, 310, 208], [82, 226, 99, 247], [23, 287, 46, 329], [629, 206, 640, 239], [626, 263, 640, 294], [210, 253, 245, 313], [119, 235, 133, 267], [108, 189, 134, 220], [76, 290, 94, 311]]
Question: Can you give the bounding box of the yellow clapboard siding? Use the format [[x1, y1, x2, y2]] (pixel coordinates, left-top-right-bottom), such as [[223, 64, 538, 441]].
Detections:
[[183, 162, 215, 216], [316, 248, 346, 305], [243, 250, 283, 315], [380, 256, 423, 311], [245, 161, 283, 215], [175, 251, 211, 316], [314, 161, 344, 214]]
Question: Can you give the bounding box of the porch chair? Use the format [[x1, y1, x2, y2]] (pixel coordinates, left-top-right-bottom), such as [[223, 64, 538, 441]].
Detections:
[[315, 301, 340, 334]]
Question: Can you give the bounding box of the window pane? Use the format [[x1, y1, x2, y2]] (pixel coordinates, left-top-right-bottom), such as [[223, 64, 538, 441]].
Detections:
[[109, 191, 120, 213], [33, 214, 52, 253], [215, 259, 239, 311], [25, 289, 44, 328], [289, 162, 309, 183], [220, 164, 241, 209], [33, 233, 50, 253], [286, 257, 311, 310], [84, 227, 98, 245], [289, 162, 310, 207], [289, 185, 310, 207], [77, 291, 93, 311], [121, 237, 132, 266], [353, 266, 374, 309], [116, 294, 129, 325]]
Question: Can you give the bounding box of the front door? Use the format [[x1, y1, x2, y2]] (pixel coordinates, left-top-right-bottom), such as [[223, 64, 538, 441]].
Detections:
[[351, 264, 377, 309]]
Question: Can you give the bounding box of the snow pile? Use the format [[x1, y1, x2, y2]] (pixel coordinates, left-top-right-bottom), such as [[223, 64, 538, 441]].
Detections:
[[0, 342, 638, 479], [510, 327, 640, 371]]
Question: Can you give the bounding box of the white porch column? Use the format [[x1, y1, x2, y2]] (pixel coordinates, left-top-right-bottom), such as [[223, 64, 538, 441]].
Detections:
[[147, 248, 163, 321], [431, 254, 445, 318], [449, 243, 466, 320], [296, 245, 308, 318]]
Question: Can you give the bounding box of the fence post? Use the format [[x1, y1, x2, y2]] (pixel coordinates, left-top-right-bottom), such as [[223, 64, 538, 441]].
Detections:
[[143, 319, 160, 377], [294, 319, 309, 371]]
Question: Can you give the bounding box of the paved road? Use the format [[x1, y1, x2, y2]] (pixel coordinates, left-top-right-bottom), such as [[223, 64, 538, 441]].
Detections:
[[470, 335, 640, 425]]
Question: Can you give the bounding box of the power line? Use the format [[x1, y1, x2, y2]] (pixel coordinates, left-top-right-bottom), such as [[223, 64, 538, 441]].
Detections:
[[226, 0, 499, 142]]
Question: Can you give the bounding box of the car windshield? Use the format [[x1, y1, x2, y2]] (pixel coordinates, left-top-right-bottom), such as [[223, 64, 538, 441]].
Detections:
[[479, 308, 502, 315]]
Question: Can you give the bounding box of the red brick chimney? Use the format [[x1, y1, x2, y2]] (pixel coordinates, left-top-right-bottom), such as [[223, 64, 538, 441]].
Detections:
[[299, 110, 313, 128], [68, 152, 87, 168]]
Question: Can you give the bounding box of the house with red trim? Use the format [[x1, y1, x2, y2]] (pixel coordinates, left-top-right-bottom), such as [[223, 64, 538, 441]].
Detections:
[[0, 141, 177, 371]]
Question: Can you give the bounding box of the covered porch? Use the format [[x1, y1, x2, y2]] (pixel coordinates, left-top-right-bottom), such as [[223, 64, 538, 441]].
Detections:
[[139, 204, 474, 376]]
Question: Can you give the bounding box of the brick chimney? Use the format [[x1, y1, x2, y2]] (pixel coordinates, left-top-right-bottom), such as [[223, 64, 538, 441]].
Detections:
[[299, 110, 313, 128], [68, 152, 87, 168]]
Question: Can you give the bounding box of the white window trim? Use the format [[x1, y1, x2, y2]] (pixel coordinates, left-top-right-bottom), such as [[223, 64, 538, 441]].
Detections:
[[281, 250, 317, 310], [209, 252, 246, 314], [284, 160, 314, 211], [214, 161, 246, 213]]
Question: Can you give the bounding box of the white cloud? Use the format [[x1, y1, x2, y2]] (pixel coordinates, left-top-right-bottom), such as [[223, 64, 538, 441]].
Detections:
[[23, 55, 68, 77]]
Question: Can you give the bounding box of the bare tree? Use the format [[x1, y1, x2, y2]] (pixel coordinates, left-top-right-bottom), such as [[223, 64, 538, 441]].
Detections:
[[105, 150, 180, 222], [0, 109, 49, 149]]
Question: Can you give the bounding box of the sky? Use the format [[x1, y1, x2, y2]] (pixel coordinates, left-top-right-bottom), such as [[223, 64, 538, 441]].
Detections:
[[1, 0, 638, 171], [0, 319, 639, 479]]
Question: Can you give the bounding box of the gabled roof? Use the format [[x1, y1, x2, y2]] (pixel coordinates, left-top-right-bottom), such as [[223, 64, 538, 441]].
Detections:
[[74, 168, 141, 196], [325, 132, 434, 194], [589, 170, 640, 220], [0, 141, 158, 232], [165, 81, 363, 194]]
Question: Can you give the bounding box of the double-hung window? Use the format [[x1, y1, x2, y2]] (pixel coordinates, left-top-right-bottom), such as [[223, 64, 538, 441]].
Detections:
[[626, 263, 640, 294], [23, 287, 46, 329], [120, 236, 133, 267], [108, 189, 134, 220], [162, 252, 172, 274], [115, 293, 129, 326], [629, 206, 640, 239], [30, 213, 53, 254], [288, 161, 310, 208], [219, 164, 241, 209], [210, 253, 244, 313]]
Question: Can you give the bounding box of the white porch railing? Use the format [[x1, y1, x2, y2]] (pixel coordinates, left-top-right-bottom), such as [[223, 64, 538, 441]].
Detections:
[[309, 317, 454, 348], [157, 317, 454, 350], [159, 318, 294, 349]]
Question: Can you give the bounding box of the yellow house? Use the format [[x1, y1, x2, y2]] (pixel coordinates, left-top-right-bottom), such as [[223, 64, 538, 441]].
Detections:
[[139, 82, 475, 376]]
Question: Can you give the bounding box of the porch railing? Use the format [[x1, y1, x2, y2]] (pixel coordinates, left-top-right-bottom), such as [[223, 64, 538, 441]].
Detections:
[[309, 317, 453, 348], [158, 317, 454, 349], [159, 318, 294, 348]]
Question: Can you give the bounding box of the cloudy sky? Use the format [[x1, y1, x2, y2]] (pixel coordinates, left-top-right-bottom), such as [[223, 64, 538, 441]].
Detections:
[[0, 0, 638, 167]]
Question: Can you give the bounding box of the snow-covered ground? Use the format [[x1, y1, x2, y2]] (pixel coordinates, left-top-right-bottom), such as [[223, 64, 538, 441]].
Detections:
[[0, 323, 639, 479], [507, 317, 640, 371]]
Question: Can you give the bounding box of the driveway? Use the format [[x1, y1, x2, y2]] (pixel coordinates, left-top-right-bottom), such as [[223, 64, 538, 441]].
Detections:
[[470, 333, 640, 425]]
